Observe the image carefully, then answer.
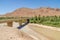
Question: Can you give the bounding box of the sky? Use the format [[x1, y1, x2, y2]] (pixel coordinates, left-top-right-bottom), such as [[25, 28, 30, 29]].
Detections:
[[0, 0, 60, 15]]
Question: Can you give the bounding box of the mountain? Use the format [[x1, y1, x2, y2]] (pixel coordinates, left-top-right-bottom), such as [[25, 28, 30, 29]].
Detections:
[[4, 7, 60, 17]]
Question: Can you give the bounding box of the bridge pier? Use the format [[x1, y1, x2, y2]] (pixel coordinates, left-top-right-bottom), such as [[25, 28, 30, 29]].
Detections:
[[19, 20, 22, 26], [7, 21, 13, 27]]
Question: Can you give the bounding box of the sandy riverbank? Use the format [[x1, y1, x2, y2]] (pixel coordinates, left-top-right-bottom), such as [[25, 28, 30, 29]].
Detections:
[[0, 23, 35, 40]]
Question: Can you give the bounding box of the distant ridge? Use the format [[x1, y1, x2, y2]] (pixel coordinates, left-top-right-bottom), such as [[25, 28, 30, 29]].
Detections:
[[3, 7, 60, 17]]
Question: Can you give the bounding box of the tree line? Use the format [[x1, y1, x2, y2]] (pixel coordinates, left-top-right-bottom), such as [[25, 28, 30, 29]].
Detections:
[[29, 15, 60, 27]]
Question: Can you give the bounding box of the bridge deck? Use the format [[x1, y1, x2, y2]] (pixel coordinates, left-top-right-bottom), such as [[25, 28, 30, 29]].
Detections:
[[0, 17, 29, 23]]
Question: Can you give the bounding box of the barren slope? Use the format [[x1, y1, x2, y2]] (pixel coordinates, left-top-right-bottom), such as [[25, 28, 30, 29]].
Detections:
[[4, 7, 60, 17]]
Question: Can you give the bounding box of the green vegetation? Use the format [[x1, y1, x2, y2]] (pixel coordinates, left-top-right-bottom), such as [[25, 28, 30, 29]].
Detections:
[[0, 17, 14, 20], [29, 15, 60, 27]]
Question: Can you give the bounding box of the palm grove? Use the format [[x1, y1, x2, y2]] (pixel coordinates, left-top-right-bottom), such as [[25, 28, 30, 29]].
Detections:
[[29, 15, 60, 27]]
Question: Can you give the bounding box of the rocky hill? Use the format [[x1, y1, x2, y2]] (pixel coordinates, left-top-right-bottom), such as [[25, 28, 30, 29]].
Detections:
[[4, 7, 60, 17]]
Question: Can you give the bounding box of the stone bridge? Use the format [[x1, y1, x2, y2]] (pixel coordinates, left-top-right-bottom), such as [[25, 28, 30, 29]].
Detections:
[[0, 17, 29, 27]]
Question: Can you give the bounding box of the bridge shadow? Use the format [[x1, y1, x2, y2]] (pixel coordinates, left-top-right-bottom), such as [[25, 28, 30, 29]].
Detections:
[[17, 19, 29, 29]]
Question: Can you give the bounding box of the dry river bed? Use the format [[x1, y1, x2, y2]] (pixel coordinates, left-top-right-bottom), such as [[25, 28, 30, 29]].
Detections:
[[0, 22, 60, 40]]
